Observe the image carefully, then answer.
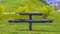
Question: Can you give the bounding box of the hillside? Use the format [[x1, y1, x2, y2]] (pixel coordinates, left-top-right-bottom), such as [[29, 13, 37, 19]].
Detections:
[[0, 0, 55, 21], [0, 0, 52, 12]]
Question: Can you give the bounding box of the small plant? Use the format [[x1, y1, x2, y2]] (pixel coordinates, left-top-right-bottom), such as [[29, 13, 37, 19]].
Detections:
[[42, 5, 55, 18]]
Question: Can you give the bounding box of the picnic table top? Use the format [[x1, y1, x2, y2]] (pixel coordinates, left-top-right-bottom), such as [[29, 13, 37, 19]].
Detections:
[[16, 12, 45, 15]]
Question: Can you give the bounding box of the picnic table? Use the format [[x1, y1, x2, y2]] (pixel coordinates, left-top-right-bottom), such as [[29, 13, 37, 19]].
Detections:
[[9, 12, 53, 31]]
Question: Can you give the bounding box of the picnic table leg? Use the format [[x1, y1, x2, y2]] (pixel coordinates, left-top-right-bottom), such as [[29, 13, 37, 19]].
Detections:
[[29, 14, 32, 31]]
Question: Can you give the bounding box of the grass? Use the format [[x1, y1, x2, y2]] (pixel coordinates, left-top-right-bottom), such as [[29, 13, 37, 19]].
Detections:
[[0, 12, 60, 34], [0, 0, 60, 34]]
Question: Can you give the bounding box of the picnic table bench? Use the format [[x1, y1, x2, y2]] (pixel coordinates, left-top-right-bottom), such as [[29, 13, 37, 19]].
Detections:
[[8, 12, 53, 31]]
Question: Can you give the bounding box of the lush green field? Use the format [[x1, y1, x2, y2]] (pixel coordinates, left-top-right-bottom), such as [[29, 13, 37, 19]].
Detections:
[[0, 0, 60, 34], [0, 12, 60, 34]]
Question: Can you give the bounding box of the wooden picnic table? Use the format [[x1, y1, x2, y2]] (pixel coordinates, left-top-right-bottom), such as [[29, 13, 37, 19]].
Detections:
[[9, 12, 53, 31]]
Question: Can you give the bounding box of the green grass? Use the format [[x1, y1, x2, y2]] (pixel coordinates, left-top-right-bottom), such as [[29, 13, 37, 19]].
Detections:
[[0, 12, 60, 34], [0, 0, 60, 34]]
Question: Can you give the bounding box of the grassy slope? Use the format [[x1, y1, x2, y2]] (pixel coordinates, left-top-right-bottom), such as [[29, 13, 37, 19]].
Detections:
[[0, 12, 60, 34], [0, 0, 51, 21], [0, 0, 52, 21], [1, 0, 49, 6], [0, 0, 60, 34]]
